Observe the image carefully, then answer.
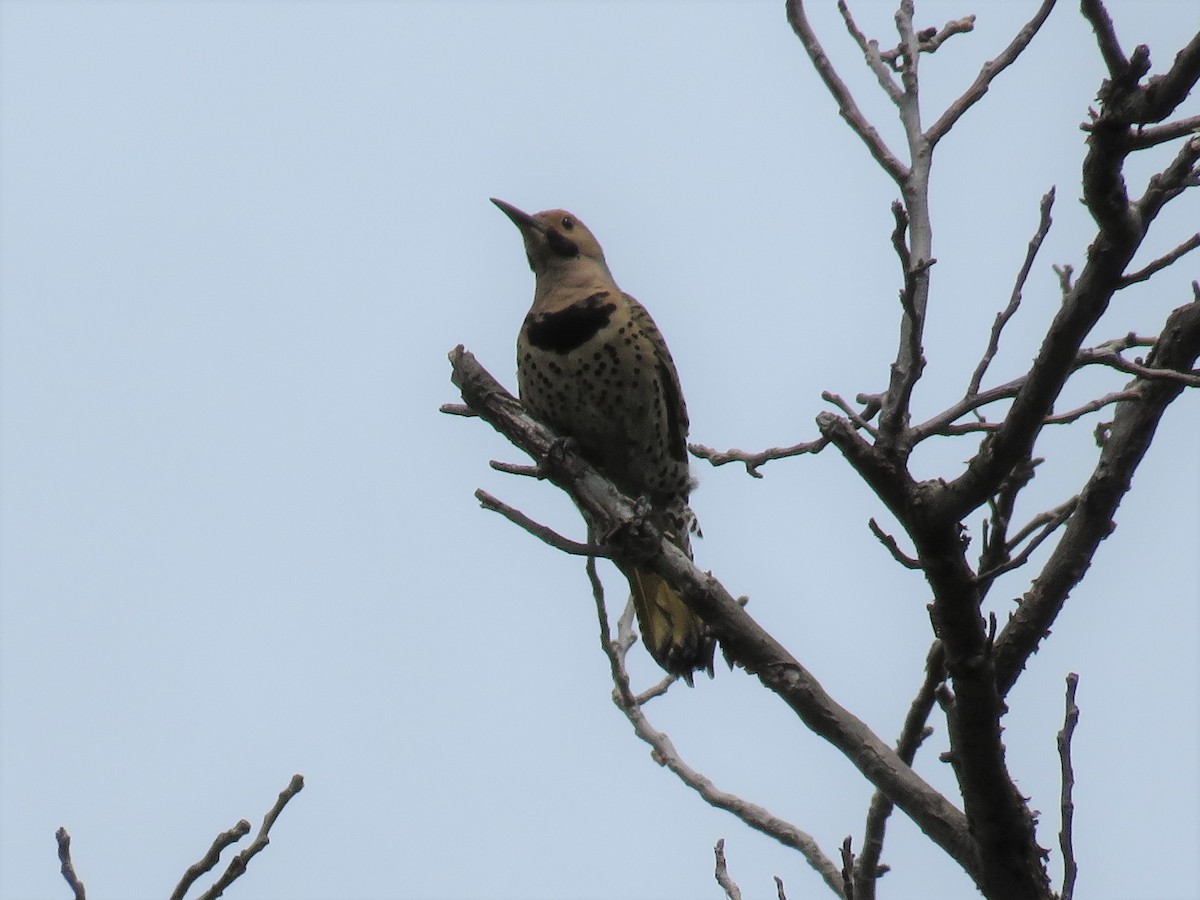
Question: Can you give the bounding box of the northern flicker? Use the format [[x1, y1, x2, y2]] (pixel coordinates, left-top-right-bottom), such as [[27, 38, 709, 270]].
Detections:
[[492, 198, 715, 683]]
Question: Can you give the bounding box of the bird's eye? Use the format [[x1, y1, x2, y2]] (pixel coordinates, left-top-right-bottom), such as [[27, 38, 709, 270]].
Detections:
[[561, 217, 574, 231]]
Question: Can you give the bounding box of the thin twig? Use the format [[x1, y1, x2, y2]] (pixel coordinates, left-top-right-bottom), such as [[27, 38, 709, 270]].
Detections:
[[868, 518, 922, 569], [968, 188, 1056, 396], [476, 489, 611, 557], [837, 1, 904, 104], [1057, 674, 1080, 900], [170, 821, 251, 900], [1004, 498, 1079, 554], [785, 0, 909, 183], [1118, 233, 1200, 288], [1047, 390, 1143, 425], [926, 0, 1058, 145], [879, 16, 976, 69], [926, 388, 1143, 435], [588, 558, 847, 895], [840, 836, 856, 900], [977, 500, 1076, 582], [1075, 347, 1200, 387], [714, 839, 743, 900], [489, 460, 541, 478], [633, 674, 677, 705], [688, 436, 830, 478], [854, 642, 944, 899], [823, 392, 881, 439], [55, 828, 86, 900], [774, 875, 788, 900], [194, 775, 306, 900]]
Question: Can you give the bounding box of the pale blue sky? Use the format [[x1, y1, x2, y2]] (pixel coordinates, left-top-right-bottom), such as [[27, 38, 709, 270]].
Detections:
[[2, 2, 1197, 899]]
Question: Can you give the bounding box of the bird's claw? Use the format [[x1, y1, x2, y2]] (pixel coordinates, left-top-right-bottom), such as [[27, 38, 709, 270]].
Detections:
[[537, 435, 580, 478], [603, 495, 659, 558]]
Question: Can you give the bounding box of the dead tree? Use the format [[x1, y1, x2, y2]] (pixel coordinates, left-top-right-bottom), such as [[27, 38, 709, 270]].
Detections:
[[446, 2, 1199, 898]]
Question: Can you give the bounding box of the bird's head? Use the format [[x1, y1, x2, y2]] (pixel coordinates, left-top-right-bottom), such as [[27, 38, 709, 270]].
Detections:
[[490, 199, 609, 276]]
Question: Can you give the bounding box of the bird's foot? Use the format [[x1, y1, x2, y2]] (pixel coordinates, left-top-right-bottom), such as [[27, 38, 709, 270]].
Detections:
[[537, 434, 580, 478], [603, 495, 659, 560]]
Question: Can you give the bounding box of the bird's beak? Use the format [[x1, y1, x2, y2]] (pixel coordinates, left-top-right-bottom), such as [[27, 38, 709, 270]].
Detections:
[[490, 198, 544, 234]]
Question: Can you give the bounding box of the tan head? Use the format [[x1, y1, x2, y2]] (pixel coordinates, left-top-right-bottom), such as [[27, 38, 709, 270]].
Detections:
[[490, 199, 610, 278]]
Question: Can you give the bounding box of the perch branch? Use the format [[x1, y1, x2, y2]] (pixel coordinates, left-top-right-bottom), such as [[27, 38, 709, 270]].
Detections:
[[450, 346, 980, 883]]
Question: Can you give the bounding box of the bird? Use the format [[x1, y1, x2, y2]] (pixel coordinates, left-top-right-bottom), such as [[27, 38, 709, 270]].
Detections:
[[491, 198, 715, 683]]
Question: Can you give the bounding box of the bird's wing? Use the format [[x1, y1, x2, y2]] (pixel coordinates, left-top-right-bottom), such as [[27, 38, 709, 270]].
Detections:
[[624, 292, 689, 463]]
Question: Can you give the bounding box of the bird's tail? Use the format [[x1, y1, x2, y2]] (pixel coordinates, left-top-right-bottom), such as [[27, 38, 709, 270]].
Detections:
[[623, 565, 715, 684]]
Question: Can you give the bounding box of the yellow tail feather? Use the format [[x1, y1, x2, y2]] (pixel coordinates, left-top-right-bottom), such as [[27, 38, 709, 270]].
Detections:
[[625, 566, 714, 683]]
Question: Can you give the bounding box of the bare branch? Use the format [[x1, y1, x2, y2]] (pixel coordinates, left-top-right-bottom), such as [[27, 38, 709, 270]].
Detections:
[[193, 775, 306, 900], [1076, 345, 1200, 387], [55, 828, 86, 900], [854, 643, 944, 900], [837, 1, 904, 104], [868, 518, 922, 569], [1080, 0, 1128, 78], [689, 435, 830, 478], [926, 0, 1058, 144], [996, 297, 1200, 694], [775, 874, 789, 900], [476, 489, 610, 557], [877, 202, 932, 445], [823, 391, 881, 439], [968, 189, 1056, 396], [976, 499, 1076, 582], [1003, 497, 1079, 556], [1138, 30, 1200, 124], [785, 0, 909, 183], [1058, 674, 1081, 900], [879, 16, 977, 70], [840, 837, 856, 900], [939, 120, 1197, 520], [438, 403, 476, 417], [714, 839, 744, 900], [1128, 114, 1200, 150], [1135, 135, 1200, 222], [170, 821, 251, 900], [489, 460, 541, 478], [1118, 232, 1200, 287], [633, 674, 677, 706]]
